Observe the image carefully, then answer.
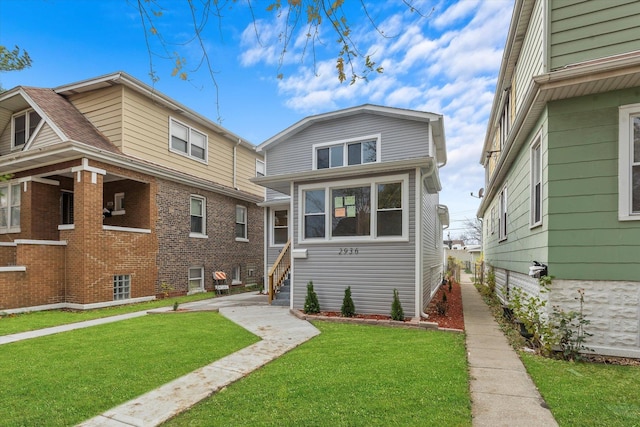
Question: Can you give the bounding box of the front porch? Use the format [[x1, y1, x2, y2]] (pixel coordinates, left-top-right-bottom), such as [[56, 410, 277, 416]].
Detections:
[[0, 158, 158, 311]]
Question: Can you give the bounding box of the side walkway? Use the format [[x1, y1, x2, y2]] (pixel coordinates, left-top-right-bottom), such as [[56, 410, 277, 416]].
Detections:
[[79, 301, 320, 426], [459, 273, 558, 427]]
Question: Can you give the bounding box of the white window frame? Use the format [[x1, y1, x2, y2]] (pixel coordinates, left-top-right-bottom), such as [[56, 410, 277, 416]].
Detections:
[[235, 205, 248, 242], [169, 117, 208, 163], [618, 103, 640, 220], [0, 182, 22, 234], [188, 266, 205, 293], [12, 109, 42, 149], [298, 174, 409, 244], [113, 274, 131, 300], [271, 208, 289, 247], [232, 265, 242, 285], [312, 134, 381, 170], [499, 185, 508, 241], [530, 136, 542, 228], [113, 192, 125, 215], [256, 159, 265, 177], [189, 195, 207, 238]]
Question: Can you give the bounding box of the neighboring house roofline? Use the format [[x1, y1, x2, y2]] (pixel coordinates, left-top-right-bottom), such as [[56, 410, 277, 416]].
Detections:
[[252, 157, 439, 195], [53, 71, 257, 151], [257, 104, 446, 165], [0, 140, 263, 204]]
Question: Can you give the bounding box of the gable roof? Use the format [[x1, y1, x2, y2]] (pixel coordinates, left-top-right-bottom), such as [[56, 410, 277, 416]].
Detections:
[[257, 104, 446, 165], [54, 71, 256, 150], [22, 87, 119, 153]]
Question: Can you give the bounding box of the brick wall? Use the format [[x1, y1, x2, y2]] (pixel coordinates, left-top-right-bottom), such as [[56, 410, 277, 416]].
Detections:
[[0, 243, 65, 310], [156, 179, 264, 294]]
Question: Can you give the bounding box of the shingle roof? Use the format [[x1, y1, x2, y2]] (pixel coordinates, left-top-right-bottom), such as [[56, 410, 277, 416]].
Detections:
[[22, 87, 120, 154]]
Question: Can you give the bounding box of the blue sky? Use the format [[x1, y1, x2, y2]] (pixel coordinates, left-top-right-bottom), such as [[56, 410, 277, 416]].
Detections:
[[0, 0, 514, 239]]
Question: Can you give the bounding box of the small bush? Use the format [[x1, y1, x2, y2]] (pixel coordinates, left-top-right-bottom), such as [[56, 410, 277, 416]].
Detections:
[[390, 289, 404, 321], [303, 281, 320, 314], [341, 286, 355, 317], [436, 293, 448, 316]]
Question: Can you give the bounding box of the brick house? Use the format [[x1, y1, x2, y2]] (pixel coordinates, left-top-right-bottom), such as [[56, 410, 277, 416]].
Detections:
[[0, 72, 264, 312]]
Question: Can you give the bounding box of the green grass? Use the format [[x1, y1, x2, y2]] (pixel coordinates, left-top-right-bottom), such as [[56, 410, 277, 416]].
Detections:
[[0, 312, 259, 427], [0, 291, 240, 336], [164, 322, 472, 427], [521, 353, 640, 427]]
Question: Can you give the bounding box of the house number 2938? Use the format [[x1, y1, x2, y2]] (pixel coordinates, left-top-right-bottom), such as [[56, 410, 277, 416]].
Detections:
[[339, 248, 359, 255]]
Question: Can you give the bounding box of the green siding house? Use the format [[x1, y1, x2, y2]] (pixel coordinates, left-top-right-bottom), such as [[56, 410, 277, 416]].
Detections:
[[478, 0, 640, 358]]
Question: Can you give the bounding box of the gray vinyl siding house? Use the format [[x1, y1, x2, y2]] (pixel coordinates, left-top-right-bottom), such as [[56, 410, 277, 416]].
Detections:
[[255, 105, 448, 318], [478, 0, 640, 357]]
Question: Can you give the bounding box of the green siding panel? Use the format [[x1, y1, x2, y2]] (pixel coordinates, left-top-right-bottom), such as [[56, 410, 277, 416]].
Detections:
[[550, 0, 640, 70]]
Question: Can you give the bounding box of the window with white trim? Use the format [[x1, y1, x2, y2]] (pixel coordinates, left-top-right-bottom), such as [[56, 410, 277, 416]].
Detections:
[[0, 183, 21, 233], [256, 159, 265, 177], [314, 136, 379, 170], [188, 267, 204, 292], [499, 185, 508, 241], [619, 104, 640, 220], [12, 109, 41, 148], [113, 274, 131, 300], [272, 209, 288, 245], [232, 265, 241, 285], [190, 195, 206, 236], [235, 205, 248, 240], [300, 175, 408, 241], [114, 192, 125, 214], [169, 118, 207, 162], [530, 138, 542, 227]]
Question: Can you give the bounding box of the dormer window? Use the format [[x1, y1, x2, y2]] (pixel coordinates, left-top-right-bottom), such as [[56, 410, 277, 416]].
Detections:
[[12, 109, 41, 148], [313, 135, 380, 170]]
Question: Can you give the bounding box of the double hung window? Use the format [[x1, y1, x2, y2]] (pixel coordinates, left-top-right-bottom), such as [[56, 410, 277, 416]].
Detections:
[[499, 185, 508, 241], [188, 267, 204, 292], [301, 175, 407, 241], [190, 195, 206, 236], [530, 138, 542, 227], [236, 206, 248, 240], [619, 104, 640, 220], [13, 109, 41, 148], [170, 118, 207, 162], [314, 136, 379, 170], [0, 183, 21, 233]]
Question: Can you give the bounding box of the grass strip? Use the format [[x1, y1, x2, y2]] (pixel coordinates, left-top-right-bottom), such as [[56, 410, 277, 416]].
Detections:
[[0, 291, 251, 336], [0, 312, 259, 427], [165, 322, 471, 426], [521, 353, 640, 426]]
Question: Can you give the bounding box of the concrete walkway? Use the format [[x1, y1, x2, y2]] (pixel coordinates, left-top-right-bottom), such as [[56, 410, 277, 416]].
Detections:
[[460, 272, 558, 427]]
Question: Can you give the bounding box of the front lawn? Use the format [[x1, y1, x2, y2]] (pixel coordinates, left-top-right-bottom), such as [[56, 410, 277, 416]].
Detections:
[[521, 353, 640, 426], [0, 292, 232, 336], [164, 322, 472, 426], [0, 312, 259, 427]]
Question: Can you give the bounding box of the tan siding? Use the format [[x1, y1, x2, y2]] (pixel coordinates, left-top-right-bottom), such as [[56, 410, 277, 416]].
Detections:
[[0, 112, 11, 155], [29, 123, 61, 148], [120, 88, 261, 196], [235, 146, 263, 194], [67, 86, 124, 148], [514, 0, 544, 114]]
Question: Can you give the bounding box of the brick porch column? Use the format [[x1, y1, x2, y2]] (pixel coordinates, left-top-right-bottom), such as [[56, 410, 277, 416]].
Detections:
[[65, 159, 107, 304]]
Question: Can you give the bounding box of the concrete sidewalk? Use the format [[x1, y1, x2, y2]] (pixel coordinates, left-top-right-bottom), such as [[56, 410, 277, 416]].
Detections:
[[76, 295, 320, 426], [460, 273, 558, 427]]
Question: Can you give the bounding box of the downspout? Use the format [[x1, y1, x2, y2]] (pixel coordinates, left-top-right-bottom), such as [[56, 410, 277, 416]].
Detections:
[[233, 138, 241, 190], [419, 158, 439, 320]]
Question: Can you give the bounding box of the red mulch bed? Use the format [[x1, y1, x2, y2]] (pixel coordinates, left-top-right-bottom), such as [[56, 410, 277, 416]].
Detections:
[[306, 280, 465, 331], [423, 279, 464, 330]]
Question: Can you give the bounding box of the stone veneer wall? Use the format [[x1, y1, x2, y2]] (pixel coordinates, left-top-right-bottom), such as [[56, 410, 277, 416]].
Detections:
[[155, 179, 264, 294]]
